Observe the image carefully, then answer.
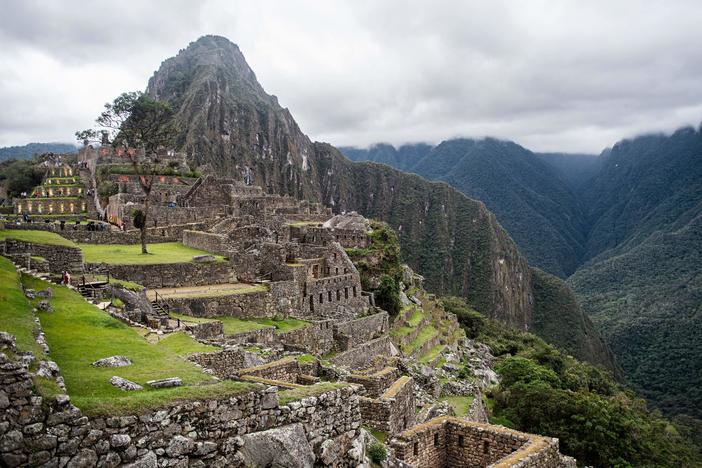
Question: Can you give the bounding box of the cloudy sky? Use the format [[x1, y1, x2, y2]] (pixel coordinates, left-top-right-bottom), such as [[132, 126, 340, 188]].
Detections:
[[1, 0, 702, 153]]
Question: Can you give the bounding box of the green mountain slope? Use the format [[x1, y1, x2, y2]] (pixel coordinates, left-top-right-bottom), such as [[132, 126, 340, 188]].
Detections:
[[570, 127, 702, 419], [145, 35, 615, 372], [342, 139, 588, 277], [346, 126, 702, 422]]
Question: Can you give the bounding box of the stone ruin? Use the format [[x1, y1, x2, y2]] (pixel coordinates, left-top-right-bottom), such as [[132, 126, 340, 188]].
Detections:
[[0, 154, 578, 467]]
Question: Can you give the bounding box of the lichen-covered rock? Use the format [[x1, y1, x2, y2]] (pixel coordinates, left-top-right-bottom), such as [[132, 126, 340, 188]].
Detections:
[[165, 435, 194, 457], [37, 300, 53, 312], [36, 288, 53, 299], [237, 423, 314, 468], [92, 356, 132, 368], [145, 377, 181, 388], [109, 376, 143, 391]]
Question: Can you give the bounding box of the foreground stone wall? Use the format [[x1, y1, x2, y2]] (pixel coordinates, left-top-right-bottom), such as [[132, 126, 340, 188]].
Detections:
[[390, 417, 564, 468], [0, 347, 364, 467], [2, 239, 83, 274], [358, 376, 416, 436], [85, 261, 235, 289]]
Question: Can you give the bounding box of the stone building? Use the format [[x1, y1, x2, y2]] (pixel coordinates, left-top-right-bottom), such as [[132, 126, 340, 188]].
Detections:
[[13, 164, 87, 217]]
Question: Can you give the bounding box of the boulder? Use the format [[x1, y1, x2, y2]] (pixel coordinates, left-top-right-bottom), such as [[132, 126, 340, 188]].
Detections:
[[92, 355, 132, 368], [399, 291, 411, 306], [37, 300, 53, 312], [166, 435, 194, 457], [24, 288, 36, 299], [36, 288, 53, 299], [109, 376, 143, 392], [146, 377, 181, 388], [237, 423, 315, 468]]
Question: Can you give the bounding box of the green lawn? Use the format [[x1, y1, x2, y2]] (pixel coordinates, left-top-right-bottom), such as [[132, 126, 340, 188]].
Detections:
[[439, 395, 474, 417], [0, 257, 44, 357], [22, 275, 254, 416], [155, 332, 219, 355], [406, 308, 424, 327], [170, 313, 309, 336], [278, 382, 347, 406], [79, 242, 225, 265], [0, 229, 77, 247]]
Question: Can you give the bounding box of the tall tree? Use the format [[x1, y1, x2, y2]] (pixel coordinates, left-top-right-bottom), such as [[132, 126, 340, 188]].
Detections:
[[77, 92, 177, 253]]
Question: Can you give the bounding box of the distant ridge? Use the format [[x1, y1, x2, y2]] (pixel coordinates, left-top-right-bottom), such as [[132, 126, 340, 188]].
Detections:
[[0, 142, 78, 161]]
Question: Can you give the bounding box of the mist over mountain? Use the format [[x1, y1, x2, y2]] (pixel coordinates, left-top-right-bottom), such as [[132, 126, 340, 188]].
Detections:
[[343, 126, 702, 421], [145, 35, 616, 372]]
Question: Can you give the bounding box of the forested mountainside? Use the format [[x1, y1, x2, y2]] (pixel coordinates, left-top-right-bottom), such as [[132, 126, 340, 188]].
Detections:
[[571, 127, 702, 420], [0, 142, 77, 161], [145, 35, 615, 372], [534, 152, 602, 191], [341, 139, 588, 277], [343, 127, 702, 423]]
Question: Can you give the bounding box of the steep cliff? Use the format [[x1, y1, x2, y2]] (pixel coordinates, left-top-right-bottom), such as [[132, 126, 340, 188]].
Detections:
[[145, 35, 614, 370]]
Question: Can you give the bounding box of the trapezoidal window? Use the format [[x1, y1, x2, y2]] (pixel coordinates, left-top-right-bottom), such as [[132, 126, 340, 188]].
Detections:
[[433, 433, 439, 446]]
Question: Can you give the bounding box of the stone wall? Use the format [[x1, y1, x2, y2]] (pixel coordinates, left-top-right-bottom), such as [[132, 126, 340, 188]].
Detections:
[[358, 376, 416, 436], [390, 417, 565, 468], [0, 350, 364, 467], [331, 336, 396, 370], [62, 222, 211, 244], [187, 321, 224, 340], [300, 273, 369, 320], [279, 320, 335, 355], [2, 239, 83, 274], [187, 348, 266, 378], [85, 261, 235, 289], [236, 357, 302, 383], [295, 226, 369, 249], [182, 230, 233, 256], [334, 311, 389, 351], [346, 367, 399, 398]]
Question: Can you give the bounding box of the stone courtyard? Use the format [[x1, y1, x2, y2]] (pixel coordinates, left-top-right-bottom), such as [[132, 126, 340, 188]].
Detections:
[[0, 148, 576, 467]]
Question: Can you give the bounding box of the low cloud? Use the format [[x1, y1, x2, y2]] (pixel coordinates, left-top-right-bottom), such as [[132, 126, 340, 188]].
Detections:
[[1, 0, 701, 153]]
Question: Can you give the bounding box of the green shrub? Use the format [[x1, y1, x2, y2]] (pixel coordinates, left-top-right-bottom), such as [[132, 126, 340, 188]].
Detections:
[[367, 442, 387, 464]]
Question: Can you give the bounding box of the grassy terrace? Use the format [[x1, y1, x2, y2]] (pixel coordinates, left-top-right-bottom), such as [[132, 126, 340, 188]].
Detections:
[[170, 312, 309, 335], [418, 344, 446, 364], [401, 324, 438, 355], [148, 283, 267, 300], [21, 274, 254, 416], [0, 257, 44, 358], [79, 242, 225, 265], [439, 395, 475, 417], [0, 229, 77, 247]]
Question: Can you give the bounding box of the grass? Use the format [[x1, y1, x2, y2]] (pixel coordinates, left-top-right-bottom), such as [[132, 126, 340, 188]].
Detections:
[[0, 257, 44, 358], [402, 325, 438, 355], [364, 425, 387, 444], [288, 221, 322, 227], [111, 298, 124, 308], [278, 382, 347, 406], [79, 242, 225, 265], [406, 308, 424, 327], [296, 354, 316, 365], [154, 332, 219, 356], [0, 229, 77, 247], [169, 313, 308, 336], [21, 274, 254, 416], [439, 395, 475, 417], [418, 344, 445, 364]]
